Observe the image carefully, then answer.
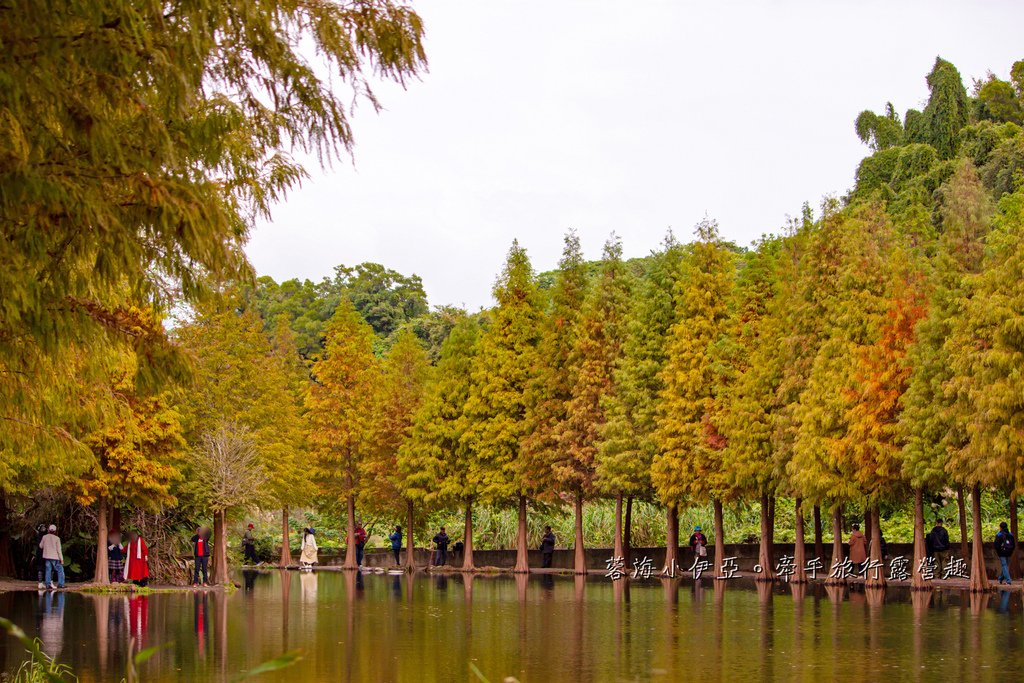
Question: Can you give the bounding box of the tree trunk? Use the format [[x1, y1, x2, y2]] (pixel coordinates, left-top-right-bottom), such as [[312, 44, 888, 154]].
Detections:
[[864, 508, 873, 549], [94, 496, 110, 584], [767, 496, 776, 546], [813, 504, 824, 561], [514, 495, 529, 573], [713, 498, 724, 579], [613, 493, 624, 561], [969, 484, 990, 592], [825, 506, 845, 586], [213, 509, 229, 585], [1010, 495, 1020, 579], [957, 488, 969, 562], [758, 494, 776, 581], [793, 498, 807, 583], [0, 495, 17, 578], [573, 495, 586, 575], [343, 494, 357, 570], [405, 499, 415, 571], [279, 507, 292, 567], [911, 488, 930, 589], [664, 504, 679, 575], [624, 496, 633, 568], [462, 501, 475, 571], [866, 506, 885, 588]]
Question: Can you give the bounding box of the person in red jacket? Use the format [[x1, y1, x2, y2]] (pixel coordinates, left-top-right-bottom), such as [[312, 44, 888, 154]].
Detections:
[[123, 531, 150, 587], [353, 521, 368, 567]]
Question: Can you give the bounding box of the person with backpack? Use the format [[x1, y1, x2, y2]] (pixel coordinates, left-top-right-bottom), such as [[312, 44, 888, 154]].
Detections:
[[928, 518, 951, 573], [689, 526, 708, 560], [389, 525, 403, 566], [540, 526, 556, 568], [353, 521, 368, 567], [995, 522, 1016, 585], [432, 527, 450, 567]]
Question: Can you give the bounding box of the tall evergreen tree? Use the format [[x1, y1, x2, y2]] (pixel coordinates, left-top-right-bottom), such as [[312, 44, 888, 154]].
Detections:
[[558, 236, 632, 574], [400, 315, 481, 569], [305, 299, 379, 571], [652, 219, 735, 573], [462, 242, 544, 572]]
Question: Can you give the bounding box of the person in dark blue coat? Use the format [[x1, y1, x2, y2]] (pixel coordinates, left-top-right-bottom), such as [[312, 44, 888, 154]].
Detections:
[[389, 525, 403, 566]]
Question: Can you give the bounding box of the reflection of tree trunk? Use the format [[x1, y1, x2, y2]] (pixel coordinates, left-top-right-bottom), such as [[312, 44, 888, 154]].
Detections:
[[462, 500, 475, 571], [866, 506, 885, 588], [623, 497, 633, 567], [514, 496, 530, 573], [813, 504, 824, 561], [1010, 495, 1020, 579], [343, 494, 357, 570], [712, 499, 724, 578], [343, 570, 356, 683], [957, 488, 969, 561], [911, 590, 931, 683], [0, 495, 16, 577], [825, 506, 845, 586], [214, 590, 228, 678], [405, 499, 415, 571], [757, 494, 776, 581], [793, 498, 807, 583], [280, 570, 291, 652], [911, 489, 930, 589], [969, 484, 990, 592], [664, 505, 679, 575], [94, 595, 110, 675], [573, 495, 586, 575], [613, 493, 624, 561], [279, 507, 292, 567], [94, 495, 110, 583], [213, 509, 229, 584]]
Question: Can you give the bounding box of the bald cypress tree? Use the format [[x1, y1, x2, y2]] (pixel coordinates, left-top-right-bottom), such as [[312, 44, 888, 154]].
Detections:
[[305, 299, 380, 571], [462, 242, 543, 573], [652, 219, 735, 572], [400, 315, 481, 569], [598, 234, 685, 568], [559, 236, 632, 574]]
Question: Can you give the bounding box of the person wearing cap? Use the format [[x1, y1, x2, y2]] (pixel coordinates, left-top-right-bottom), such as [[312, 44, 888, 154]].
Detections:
[[688, 526, 708, 559], [39, 524, 65, 589], [241, 523, 258, 565]]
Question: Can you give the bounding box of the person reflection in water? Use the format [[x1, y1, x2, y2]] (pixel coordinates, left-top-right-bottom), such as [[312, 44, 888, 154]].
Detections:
[[194, 591, 209, 658], [38, 589, 65, 661]]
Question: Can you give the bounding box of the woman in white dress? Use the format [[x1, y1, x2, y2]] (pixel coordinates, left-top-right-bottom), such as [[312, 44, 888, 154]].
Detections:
[[299, 527, 318, 569]]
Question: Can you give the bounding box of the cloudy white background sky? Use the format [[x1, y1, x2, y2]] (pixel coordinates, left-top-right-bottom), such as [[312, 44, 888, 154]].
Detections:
[[246, 0, 1024, 311]]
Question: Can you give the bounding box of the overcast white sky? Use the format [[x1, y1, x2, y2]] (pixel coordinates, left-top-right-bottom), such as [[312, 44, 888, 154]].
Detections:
[[246, 0, 1024, 311]]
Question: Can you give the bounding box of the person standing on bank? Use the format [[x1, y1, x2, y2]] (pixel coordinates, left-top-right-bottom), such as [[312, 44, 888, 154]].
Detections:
[[123, 530, 150, 587], [192, 526, 211, 587], [299, 528, 318, 569], [848, 523, 867, 566], [354, 521, 368, 567], [242, 523, 258, 565], [540, 526, 556, 568], [389, 526, 403, 566], [995, 522, 1016, 585], [928, 518, 951, 572], [108, 530, 125, 583], [432, 527, 450, 567], [39, 524, 65, 590], [689, 526, 708, 559]]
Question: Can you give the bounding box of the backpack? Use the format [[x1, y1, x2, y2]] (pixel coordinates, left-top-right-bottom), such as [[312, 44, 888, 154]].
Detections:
[[998, 532, 1015, 556]]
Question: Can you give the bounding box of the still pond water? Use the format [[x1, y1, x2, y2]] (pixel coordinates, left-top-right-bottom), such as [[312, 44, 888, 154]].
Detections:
[[2, 571, 1023, 682]]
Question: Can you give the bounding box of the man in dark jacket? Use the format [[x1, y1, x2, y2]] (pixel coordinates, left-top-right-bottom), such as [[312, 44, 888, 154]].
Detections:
[[432, 527, 450, 567], [928, 518, 951, 573], [191, 527, 211, 587], [995, 522, 1016, 585], [540, 526, 556, 568]]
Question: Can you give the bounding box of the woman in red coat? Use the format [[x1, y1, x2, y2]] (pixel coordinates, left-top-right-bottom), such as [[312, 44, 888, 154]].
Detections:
[[123, 531, 150, 587]]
